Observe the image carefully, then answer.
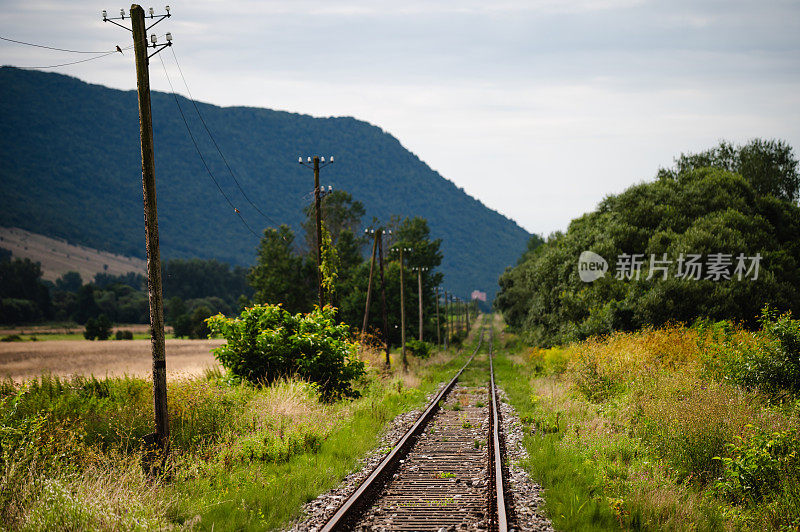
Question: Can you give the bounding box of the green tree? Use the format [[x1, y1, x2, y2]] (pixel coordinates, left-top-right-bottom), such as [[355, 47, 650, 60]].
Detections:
[[55, 271, 82, 293], [172, 314, 192, 338], [189, 305, 212, 339], [249, 225, 314, 313], [95, 314, 113, 340], [73, 285, 100, 324], [83, 314, 111, 340], [661, 139, 800, 203], [0, 257, 51, 321], [496, 140, 800, 346], [302, 190, 366, 253], [93, 272, 146, 290], [337, 216, 445, 346], [165, 296, 187, 330], [83, 318, 97, 340], [162, 258, 251, 305]]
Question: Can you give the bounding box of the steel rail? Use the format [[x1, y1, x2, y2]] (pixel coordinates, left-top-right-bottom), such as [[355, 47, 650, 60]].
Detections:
[[488, 325, 509, 531], [320, 329, 485, 532]]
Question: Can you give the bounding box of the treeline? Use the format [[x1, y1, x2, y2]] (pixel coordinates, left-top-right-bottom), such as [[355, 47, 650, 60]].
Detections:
[[0, 255, 252, 331], [2, 187, 458, 348], [495, 139, 800, 346], [248, 190, 448, 347]]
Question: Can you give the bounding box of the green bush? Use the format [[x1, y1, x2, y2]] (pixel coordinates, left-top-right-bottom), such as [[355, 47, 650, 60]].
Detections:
[[703, 307, 800, 397], [0, 334, 22, 342], [449, 330, 466, 348], [189, 305, 212, 339], [714, 426, 800, 504], [206, 305, 365, 399], [82, 315, 111, 341], [405, 339, 433, 359], [172, 314, 192, 338], [114, 330, 133, 340]]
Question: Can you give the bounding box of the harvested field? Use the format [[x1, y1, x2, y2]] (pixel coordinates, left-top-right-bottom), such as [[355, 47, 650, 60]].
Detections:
[[0, 338, 223, 382], [0, 323, 165, 337]]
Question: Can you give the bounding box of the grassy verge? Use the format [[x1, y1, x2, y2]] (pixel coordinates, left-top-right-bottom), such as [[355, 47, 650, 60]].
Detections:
[[0, 331, 479, 530], [491, 314, 800, 531]]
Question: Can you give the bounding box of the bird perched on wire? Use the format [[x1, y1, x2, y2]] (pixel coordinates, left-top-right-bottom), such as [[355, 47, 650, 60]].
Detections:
[[116, 45, 123, 54]]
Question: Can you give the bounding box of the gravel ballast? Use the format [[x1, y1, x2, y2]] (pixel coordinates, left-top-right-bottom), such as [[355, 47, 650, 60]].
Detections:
[[286, 379, 553, 531]]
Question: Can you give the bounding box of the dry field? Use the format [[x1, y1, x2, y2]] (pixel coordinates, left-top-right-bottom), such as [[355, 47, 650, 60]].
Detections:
[[0, 323, 162, 336], [0, 226, 146, 282], [0, 338, 223, 382]]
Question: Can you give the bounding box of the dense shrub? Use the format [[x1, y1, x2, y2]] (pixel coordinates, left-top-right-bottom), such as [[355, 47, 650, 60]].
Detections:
[[701, 307, 800, 397], [83, 315, 112, 341], [171, 314, 192, 338], [714, 426, 800, 504], [114, 330, 133, 340], [405, 339, 433, 359], [206, 305, 364, 399], [449, 330, 466, 348], [189, 305, 212, 339]]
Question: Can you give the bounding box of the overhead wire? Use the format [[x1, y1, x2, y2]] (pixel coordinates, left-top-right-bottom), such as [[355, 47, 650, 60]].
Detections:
[[158, 53, 260, 240], [12, 49, 125, 69], [168, 46, 282, 228], [0, 35, 130, 54]]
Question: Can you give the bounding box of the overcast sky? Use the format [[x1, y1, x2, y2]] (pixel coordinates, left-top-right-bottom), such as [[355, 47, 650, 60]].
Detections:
[[2, 0, 799, 237]]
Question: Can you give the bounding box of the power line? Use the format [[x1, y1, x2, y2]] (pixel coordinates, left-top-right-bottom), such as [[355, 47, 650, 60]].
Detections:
[[168, 47, 281, 228], [0, 35, 130, 54], [157, 54, 260, 240], [13, 49, 123, 69]]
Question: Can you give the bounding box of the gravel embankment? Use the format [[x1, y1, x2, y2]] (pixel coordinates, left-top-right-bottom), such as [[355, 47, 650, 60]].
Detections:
[[287, 383, 554, 531]]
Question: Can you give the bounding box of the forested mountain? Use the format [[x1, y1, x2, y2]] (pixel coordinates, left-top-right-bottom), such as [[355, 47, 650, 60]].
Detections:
[[0, 66, 530, 300]]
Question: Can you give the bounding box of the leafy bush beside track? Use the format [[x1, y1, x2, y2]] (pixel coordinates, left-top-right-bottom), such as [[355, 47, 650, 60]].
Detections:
[[206, 304, 365, 399]]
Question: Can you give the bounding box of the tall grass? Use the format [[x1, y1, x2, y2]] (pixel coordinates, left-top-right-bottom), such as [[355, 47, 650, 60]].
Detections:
[[0, 332, 474, 530], [495, 317, 800, 531]]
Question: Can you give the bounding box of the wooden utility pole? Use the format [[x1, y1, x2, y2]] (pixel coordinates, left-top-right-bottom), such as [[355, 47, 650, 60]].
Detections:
[[417, 268, 423, 342], [377, 234, 390, 367], [313, 156, 324, 308], [131, 3, 168, 453], [361, 230, 379, 335], [399, 247, 407, 369], [444, 290, 449, 346], [435, 286, 441, 352]]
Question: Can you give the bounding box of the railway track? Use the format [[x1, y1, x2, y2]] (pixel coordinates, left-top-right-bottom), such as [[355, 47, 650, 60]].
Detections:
[[320, 324, 512, 531]]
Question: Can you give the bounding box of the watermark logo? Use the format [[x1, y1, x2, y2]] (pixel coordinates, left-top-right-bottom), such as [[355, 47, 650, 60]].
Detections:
[[578, 251, 608, 283], [578, 251, 762, 283]]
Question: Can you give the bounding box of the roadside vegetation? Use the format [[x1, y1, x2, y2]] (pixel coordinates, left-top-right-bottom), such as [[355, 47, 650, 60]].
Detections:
[[0, 314, 476, 530], [492, 311, 800, 531]]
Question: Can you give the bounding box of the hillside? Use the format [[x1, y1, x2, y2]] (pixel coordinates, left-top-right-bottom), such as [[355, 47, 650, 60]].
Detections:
[[0, 226, 145, 282], [0, 66, 530, 300]]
